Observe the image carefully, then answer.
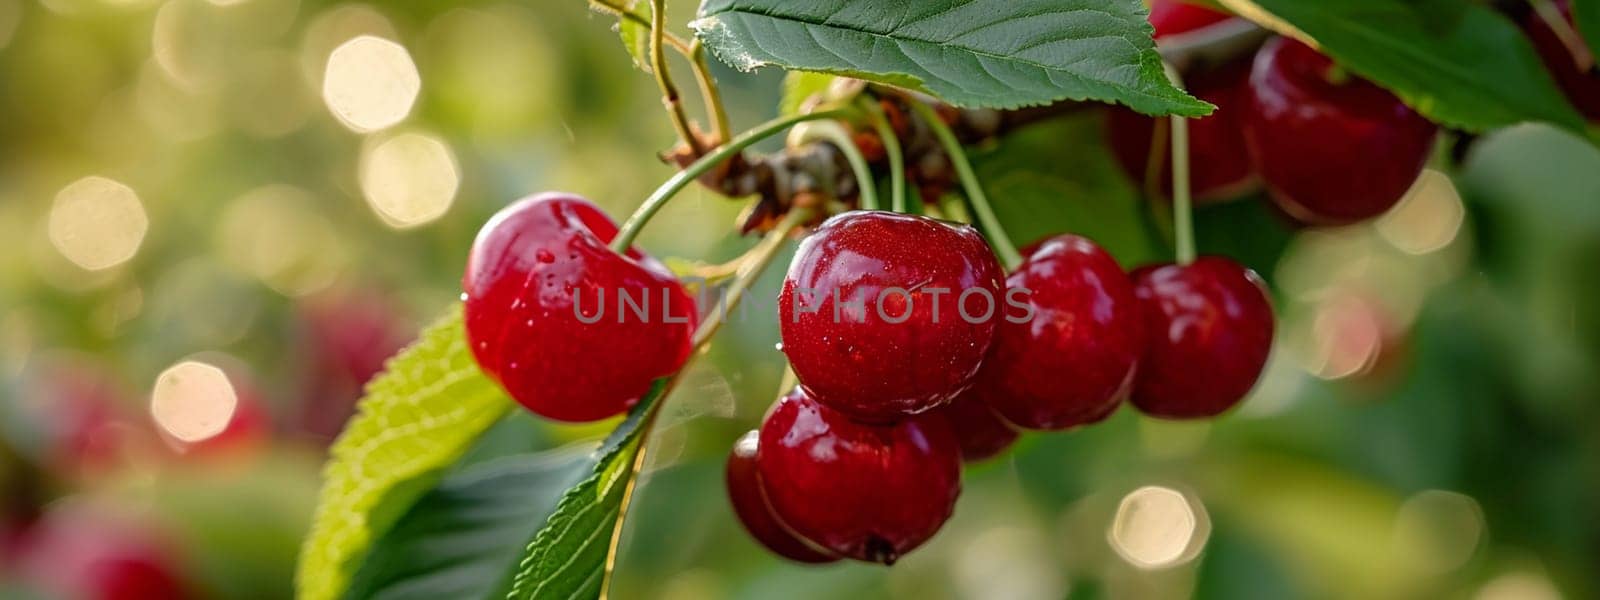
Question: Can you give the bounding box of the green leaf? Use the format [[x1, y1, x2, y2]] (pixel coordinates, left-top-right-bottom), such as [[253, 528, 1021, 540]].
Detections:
[[1216, 0, 1587, 133], [779, 71, 839, 116], [1572, 0, 1600, 59], [342, 446, 596, 600], [297, 307, 515, 600], [503, 379, 671, 600], [972, 113, 1162, 266], [608, 0, 653, 71], [690, 0, 1212, 116]]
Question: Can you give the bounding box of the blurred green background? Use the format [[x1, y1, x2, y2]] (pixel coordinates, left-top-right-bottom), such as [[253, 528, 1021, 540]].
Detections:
[[1, 0, 1597, 598]]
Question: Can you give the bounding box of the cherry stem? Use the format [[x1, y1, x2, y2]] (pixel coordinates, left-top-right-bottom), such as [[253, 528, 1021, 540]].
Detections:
[[610, 109, 854, 253], [1164, 63, 1197, 266], [689, 40, 732, 144], [692, 207, 813, 348], [907, 100, 1023, 270], [797, 120, 878, 211], [588, 0, 728, 143], [857, 97, 906, 213], [1530, 0, 1595, 71], [650, 0, 703, 156]]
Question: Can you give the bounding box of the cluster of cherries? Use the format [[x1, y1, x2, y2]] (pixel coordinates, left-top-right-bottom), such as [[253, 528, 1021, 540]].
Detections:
[[726, 209, 1273, 566], [1107, 0, 1440, 226], [460, 191, 1274, 566]]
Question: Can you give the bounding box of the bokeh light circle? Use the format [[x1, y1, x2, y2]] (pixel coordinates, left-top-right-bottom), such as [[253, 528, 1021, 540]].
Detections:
[[358, 131, 459, 228], [321, 34, 420, 132], [48, 176, 148, 271]]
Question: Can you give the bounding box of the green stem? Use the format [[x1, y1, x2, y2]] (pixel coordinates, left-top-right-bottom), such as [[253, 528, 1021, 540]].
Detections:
[[692, 207, 813, 347], [689, 40, 732, 144], [1530, 0, 1594, 71], [798, 120, 879, 211], [907, 100, 1023, 269], [650, 0, 702, 155], [1164, 63, 1197, 265], [610, 109, 853, 253], [857, 97, 906, 213]]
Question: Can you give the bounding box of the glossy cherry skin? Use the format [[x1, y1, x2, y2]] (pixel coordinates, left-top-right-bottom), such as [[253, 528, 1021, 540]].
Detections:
[[1130, 257, 1274, 418], [464, 193, 696, 422], [779, 211, 1004, 423], [1107, 1, 1256, 203], [1242, 37, 1438, 226], [1524, 0, 1600, 120], [966, 235, 1143, 430], [725, 431, 840, 564], [756, 388, 962, 564], [935, 393, 1018, 462]]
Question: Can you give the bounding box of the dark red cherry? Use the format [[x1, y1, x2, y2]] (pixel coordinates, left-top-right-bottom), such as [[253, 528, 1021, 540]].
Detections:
[[725, 431, 840, 564], [778, 210, 1004, 423], [1523, 0, 1600, 120], [934, 394, 1018, 462], [1242, 37, 1438, 226], [756, 388, 961, 564], [1130, 257, 1274, 418], [463, 193, 696, 422], [1107, 1, 1256, 203], [967, 235, 1143, 430]]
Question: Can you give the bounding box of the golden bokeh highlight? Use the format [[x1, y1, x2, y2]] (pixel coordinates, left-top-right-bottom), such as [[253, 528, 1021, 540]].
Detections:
[[359, 131, 459, 228], [299, 4, 398, 88], [1475, 571, 1562, 600], [1305, 294, 1385, 380], [150, 360, 238, 444], [322, 34, 420, 132], [1392, 490, 1485, 575], [216, 184, 346, 296], [1378, 169, 1465, 255], [48, 176, 148, 271], [1108, 486, 1210, 570]]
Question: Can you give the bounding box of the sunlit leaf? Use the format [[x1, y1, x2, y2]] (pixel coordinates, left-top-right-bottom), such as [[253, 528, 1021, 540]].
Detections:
[[296, 308, 514, 600], [692, 0, 1212, 115]]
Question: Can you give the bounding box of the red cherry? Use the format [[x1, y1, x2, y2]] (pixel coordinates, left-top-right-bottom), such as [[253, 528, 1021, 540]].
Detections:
[[1148, 0, 1235, 36], [16, 508, 192, 600], [1130, 257, 1274, 418], [934, 394, 1018, 462], [1107, 2, 1256, 203], [463, 193, 697, 422], [296, 288, 411, 442], [1242, 37, 1438, 226], [968, 235, 1143, 430], [1523, 0, 1600, 119], [756, 388, 961, 564], [725, 431, 839, 564], [778, 211, 1004, 423]]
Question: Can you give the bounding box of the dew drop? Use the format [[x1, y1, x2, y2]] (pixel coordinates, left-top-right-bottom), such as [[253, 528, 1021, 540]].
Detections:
[[459, 292, 469, 301], [774, 342, 784, 352]]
